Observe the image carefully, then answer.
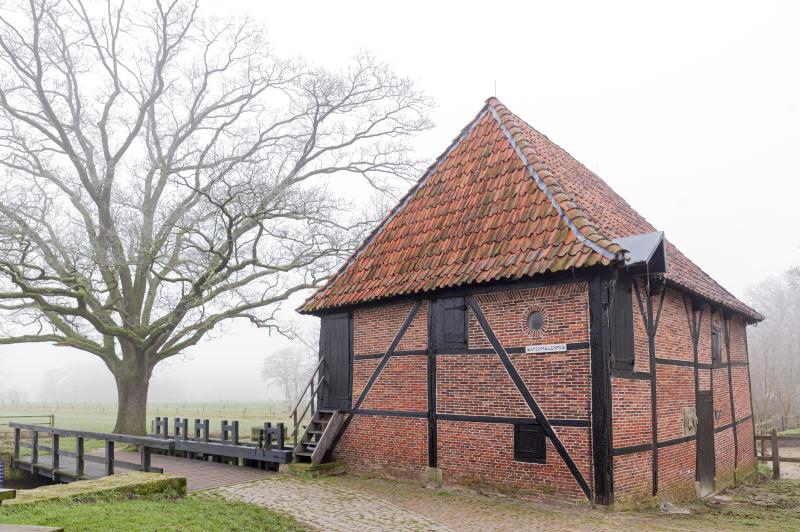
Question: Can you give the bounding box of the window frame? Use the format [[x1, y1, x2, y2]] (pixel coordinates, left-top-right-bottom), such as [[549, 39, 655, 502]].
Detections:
[[514, 422, 547, 464], [711, 326, 722, 365], [607, 278, 635, 371], [430, 296, 469, 352]]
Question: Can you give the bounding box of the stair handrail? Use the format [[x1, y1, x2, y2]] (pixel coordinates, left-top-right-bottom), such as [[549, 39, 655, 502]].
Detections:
[[290, 356, 326, 445]]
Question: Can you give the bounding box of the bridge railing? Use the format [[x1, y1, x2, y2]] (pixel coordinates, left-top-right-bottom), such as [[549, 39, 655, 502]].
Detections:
[[9, 422, 169, 482]]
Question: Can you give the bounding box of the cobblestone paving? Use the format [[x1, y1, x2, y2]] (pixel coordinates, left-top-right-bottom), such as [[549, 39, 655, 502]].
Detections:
[[214, 476, 448, 531], [212, 473, 800, 531]]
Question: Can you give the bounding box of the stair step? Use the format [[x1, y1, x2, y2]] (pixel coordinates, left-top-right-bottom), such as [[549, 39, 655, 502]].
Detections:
[[308, 430, 323, 435], [295, 451, 313, 457]]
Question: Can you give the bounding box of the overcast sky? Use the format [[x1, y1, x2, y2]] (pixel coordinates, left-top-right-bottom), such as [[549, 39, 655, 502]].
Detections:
[[1, 0, 798, 402]]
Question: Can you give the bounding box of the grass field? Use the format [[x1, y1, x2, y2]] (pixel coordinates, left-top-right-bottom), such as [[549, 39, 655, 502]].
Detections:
[[0, 492, 302, 531], [0, 401, 293, 434]]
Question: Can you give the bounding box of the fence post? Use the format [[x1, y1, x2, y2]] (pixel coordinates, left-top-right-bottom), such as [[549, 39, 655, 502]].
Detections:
[[760, 433, 767, 463], [771, 428, 780, 480], [105, 440, 115, 476], [31, 431, 39, 473], [140, 445, 151, 472], [76, 437, 85, 477], [51, 433, 59, 480], [12, 428, 20, 463]]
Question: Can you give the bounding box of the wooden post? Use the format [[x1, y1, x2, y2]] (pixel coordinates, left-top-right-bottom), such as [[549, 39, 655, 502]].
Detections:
[[292, 413, 297, 446], [311, 381, 315, 418], [31, 431, 39, 473], [105, 440, 115, 476], [12, 428, 20, 462], [771, 428, 780, 480], [76, 436, 85, 477], [761, 433, 767, 463], [51, 433, 60, 479], [140, 445, 151, 472]]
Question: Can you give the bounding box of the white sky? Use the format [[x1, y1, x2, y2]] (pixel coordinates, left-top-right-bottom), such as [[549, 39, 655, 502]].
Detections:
[[1, 0, 798, 402]]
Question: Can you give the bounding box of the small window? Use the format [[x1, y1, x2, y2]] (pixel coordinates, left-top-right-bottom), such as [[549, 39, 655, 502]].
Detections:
[[605, 279, 634, 370], [431, 297, 468, 351], [711, 327, 722, 365], [527, 311, 545, 332], [514, 423, 546, 463]]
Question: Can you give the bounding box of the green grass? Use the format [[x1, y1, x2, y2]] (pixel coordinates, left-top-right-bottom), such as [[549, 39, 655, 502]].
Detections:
[[0, 492, 303, 531], [0, 401, 293, 434], [681, 478, 800, 530]]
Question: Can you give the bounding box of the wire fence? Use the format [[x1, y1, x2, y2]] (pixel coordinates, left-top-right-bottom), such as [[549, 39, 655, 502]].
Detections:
[[0, 415, 54, 433], [757, 414, 800, 434]]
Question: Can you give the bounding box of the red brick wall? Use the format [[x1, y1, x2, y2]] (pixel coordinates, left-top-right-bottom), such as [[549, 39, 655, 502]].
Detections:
[[658, 441, 696, 498], [614, 451, 652, 498], [437, 421, 591, 498], [335, 278, 756, 504], [335, 415, 427, 478], [336, 282, 593, 499], [612, 282, 756, 502], [360, 355, 427, 412], [612, 378, 651, 449], [352, 300, 427, 355]]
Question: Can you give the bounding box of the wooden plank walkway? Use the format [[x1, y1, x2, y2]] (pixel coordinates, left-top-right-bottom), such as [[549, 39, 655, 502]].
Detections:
[[15, 451, 271, 492]]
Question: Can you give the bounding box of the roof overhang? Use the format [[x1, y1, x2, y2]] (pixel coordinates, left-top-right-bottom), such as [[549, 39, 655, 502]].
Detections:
[[614, 231, 667, 275]]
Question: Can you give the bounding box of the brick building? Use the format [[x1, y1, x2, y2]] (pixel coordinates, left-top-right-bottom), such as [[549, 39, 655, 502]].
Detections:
[[298, 98, 763, 505]]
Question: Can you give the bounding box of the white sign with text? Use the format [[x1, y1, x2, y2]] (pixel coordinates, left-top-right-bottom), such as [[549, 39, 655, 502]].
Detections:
[[524, 343, 567, 354]]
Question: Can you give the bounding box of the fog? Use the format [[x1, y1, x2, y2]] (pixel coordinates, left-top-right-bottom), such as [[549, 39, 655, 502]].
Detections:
[[1, 0, 798, 402]]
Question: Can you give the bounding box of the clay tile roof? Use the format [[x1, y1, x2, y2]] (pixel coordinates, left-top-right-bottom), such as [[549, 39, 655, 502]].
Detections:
[[300, 98, 762, 322]]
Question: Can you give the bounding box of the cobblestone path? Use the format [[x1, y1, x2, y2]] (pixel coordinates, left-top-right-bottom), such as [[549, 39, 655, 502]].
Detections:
[[212, 473, 800, 531], [214, 476, 447, 531]]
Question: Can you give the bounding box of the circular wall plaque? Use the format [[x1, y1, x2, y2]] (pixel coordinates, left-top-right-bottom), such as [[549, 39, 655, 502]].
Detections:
[[524, 306, 547, 339]]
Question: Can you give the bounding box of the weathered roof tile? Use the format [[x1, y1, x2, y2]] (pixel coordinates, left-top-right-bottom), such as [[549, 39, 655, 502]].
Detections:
[[300, 98, 761, 321]]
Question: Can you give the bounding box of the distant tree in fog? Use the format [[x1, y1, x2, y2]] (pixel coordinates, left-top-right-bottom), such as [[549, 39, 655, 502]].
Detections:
[[0, 370, 28, 402], [261, 347, 315, 407], [0, 0, 431, 434], [747, 270, 800, 425]]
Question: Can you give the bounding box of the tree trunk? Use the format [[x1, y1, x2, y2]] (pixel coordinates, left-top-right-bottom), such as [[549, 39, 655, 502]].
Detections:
[[113, 373, 151, 435]]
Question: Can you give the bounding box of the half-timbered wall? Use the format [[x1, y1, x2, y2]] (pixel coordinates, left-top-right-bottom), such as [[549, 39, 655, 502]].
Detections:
[[329, 278, 756, 505], [334, 282, 593, 499], [611, 280, 755, 503]]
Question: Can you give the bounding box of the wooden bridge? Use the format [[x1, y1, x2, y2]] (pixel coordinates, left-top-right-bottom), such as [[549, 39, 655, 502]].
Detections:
[[8, 358, 343, 491], [9, 421, 291, 491]]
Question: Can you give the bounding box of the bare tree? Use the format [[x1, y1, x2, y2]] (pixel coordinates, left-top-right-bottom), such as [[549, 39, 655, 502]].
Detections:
[[747, 272, 800, 426], [0, 0, 431, 433], [261, 347, 314, 407]]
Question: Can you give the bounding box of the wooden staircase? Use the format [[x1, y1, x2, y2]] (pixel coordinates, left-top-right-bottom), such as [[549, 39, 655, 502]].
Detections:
[[288, 356, 343, 465], [292, 408, 343, 464]]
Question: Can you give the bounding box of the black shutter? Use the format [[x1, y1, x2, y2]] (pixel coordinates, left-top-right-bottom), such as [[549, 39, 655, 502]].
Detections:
[[711, 327, 721, 365], [607, 278, 634, 370], [432, 297, 468, 351], [514, 423, 546, 463]]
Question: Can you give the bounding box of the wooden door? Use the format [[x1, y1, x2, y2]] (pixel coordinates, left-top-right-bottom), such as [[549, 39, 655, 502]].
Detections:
[[318, 313, 352, 411], [696, 391, 716, 496]]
